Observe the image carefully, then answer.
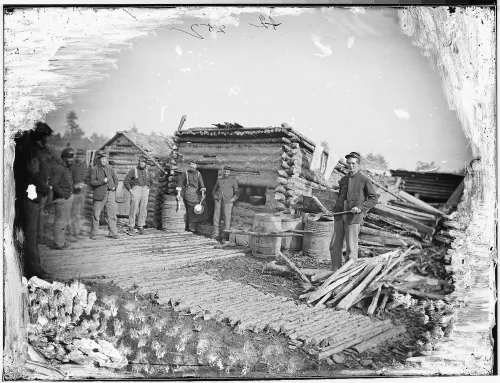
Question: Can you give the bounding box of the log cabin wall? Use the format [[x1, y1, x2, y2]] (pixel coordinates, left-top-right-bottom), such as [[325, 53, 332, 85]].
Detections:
[[83, 132, 171, 230], [174, 127, 340, 229]]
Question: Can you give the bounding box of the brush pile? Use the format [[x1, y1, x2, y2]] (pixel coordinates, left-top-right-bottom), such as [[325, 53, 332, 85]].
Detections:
[[301, 247, 451, 315], [26, 277, 127, 369]]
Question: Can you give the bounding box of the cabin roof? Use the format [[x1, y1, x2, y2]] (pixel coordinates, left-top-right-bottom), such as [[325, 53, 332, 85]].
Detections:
[[176, 126, 320, 151], [101, 131, 174, 163]]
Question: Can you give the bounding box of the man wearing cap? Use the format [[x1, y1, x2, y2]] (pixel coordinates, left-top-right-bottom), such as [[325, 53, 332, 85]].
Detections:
[[68, 149, 88, 241], [212, 167, 240, 242], [14, 121, 54, 278], [124, 155, 154, 235], [90, 150, 119, 239], [330, 151, 378, 271], [50, 145, 75, 250], [176, 160, 208, 232]]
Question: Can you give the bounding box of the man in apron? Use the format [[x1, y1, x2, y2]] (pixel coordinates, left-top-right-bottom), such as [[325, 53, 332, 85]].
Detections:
[[176, 160, 208, 232]]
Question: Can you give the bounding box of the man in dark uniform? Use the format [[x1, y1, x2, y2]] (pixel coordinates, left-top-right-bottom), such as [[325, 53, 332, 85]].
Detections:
[[176, 160, 208, 232], [14, 122, 53, 278], [329, 151, 378, 271], [50, 146, 75, 250], [90, 150, 119, 239], [212, 166, 240, 242]]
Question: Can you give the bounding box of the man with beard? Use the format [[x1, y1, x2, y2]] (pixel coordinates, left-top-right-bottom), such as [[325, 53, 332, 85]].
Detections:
[[124, 155, 154, 235], [212, 166, 240, 242], [176, 160, 208, 232], [90, 150, 119, 240], [50, 145, 75, 250], [14, 121, 54, 278]]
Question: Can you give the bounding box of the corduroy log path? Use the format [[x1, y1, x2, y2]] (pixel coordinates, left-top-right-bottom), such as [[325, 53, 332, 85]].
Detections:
[[39, 230, 404, 360]]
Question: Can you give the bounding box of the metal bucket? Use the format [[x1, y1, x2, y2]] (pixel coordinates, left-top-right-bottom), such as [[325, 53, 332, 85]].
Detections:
[[281, 215, 303, 251], [302, 218, 335, 261], [251, 213, 282, 258]]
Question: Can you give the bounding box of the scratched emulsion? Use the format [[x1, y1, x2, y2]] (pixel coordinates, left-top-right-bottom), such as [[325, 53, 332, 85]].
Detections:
[[3, 6, 496, 376], [395, 7, 496, 375]]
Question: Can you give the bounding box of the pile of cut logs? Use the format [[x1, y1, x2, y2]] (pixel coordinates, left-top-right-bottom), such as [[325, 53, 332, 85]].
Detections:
[[301, 247, 451, 314], [361, 190, 447, 256], [26, 277, 127, 369]]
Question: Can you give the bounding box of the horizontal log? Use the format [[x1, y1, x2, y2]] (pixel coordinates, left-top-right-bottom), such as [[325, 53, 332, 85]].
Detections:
[[359, 234, 407, 247], [398, 190, 447, 216], [370, 205, 435, 235], [176, 137, 285, 144]]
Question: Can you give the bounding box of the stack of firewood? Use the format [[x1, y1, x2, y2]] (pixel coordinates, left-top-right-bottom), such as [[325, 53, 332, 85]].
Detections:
[[26, 277, 127, 369], [359, 191, 446, 256], [301, 247, 450, 315]]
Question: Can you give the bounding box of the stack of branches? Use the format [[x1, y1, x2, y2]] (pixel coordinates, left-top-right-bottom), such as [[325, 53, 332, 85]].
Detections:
[[359, 191, 446, 257], [301, 247, 450, 315], [26, 277, 127, 369]]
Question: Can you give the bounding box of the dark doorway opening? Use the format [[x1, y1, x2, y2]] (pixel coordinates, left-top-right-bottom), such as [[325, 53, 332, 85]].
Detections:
[[198, 169, 219, 221]]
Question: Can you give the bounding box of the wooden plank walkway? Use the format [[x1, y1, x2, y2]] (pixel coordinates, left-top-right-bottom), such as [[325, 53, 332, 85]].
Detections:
[[39, 229, 402, 358]]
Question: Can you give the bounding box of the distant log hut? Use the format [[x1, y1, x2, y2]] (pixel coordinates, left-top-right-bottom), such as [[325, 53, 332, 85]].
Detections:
[[83, 131, 173, 230], [390, 169, 464, 203], [173, 126, 343, 228]]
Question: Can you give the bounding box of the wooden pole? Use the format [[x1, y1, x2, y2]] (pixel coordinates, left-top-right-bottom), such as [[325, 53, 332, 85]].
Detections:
[[276, 251, 310, 284], [398, 190, 446, 217]]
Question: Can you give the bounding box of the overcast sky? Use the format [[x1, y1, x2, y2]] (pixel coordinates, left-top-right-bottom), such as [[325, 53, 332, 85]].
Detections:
[[44, 8, 472, 172]]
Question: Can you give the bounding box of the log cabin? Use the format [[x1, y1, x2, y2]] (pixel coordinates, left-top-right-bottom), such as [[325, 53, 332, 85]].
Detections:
[[172, 126, 344, 230], [82, 131, 173, 230]]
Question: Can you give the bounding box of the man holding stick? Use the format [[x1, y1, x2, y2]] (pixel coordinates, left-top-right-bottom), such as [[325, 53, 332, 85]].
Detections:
[[330, 151, 378, 272]]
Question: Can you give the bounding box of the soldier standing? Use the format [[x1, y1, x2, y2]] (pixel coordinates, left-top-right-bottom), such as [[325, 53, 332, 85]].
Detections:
[[50, 146, 75, 250], [69, 149, 88, 241], [176, 160, 208, 232], [14, 122, 54, 278], [90, 150, 119, 239], [212, 166, 240, 242], [124, 155, 154, 235], [329, 152, 378, 271]]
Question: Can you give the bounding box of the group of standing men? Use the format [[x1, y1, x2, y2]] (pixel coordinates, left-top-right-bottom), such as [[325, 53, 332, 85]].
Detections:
[[16, 122, 377, 278], [16, 122, 154, 279], [176, 160, 240, 242]]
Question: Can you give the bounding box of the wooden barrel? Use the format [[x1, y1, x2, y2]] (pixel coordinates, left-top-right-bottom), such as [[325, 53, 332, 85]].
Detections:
[[302, 218, 335, 261], [251, 214, 282, 258], [281, 215, 303, 251], [161, 195, 186, 232]]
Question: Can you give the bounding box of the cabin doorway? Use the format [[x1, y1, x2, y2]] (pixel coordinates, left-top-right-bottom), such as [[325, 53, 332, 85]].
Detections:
[[198, 169, 219, 220]]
